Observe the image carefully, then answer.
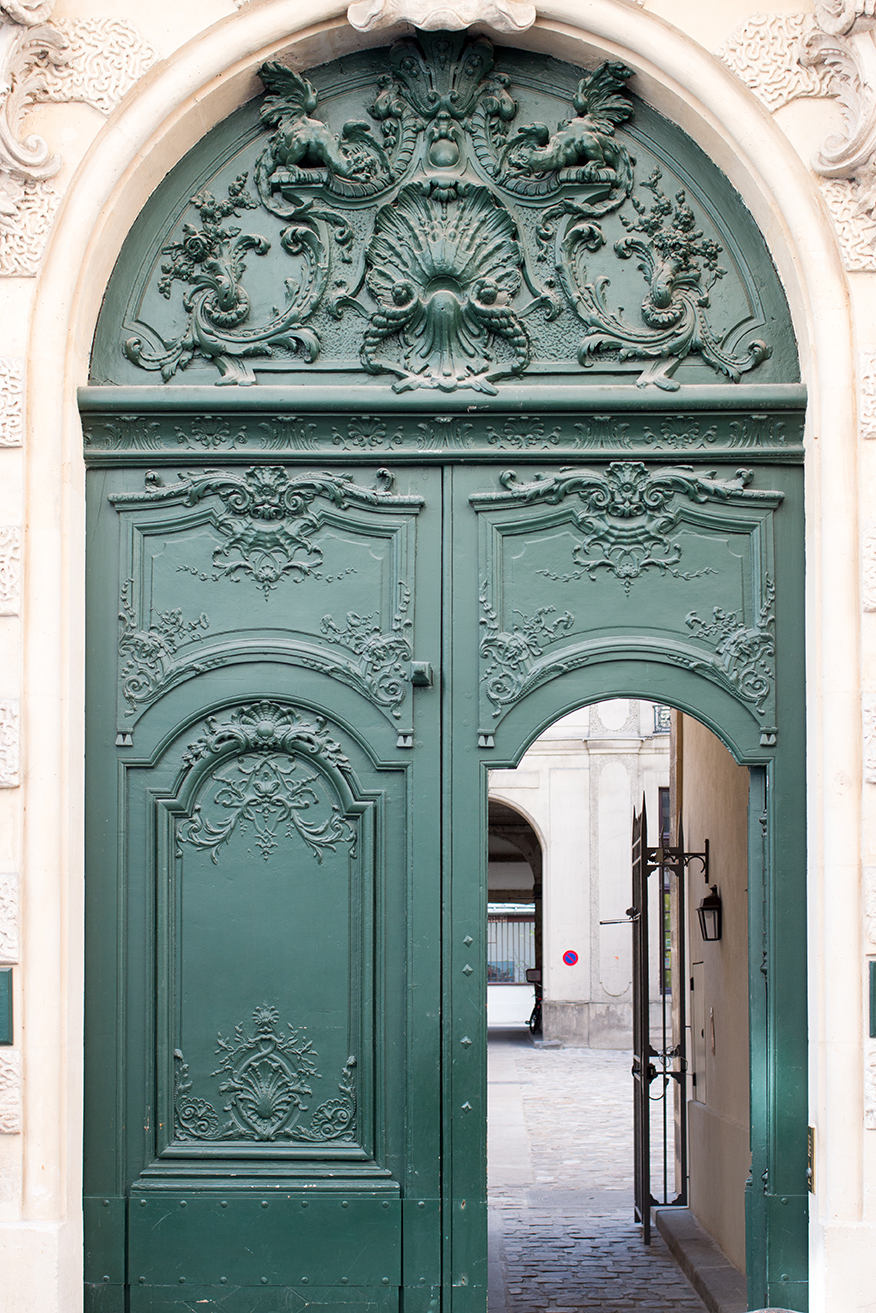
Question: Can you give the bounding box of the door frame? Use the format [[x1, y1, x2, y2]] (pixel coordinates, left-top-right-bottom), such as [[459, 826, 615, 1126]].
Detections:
[[16, 5, 857, 1312]]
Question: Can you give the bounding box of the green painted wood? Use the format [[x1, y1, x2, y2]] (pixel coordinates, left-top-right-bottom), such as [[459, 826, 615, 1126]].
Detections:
[[84, 33, 808, 1313], [89, 38, 798, 394], [85, 461, 443, 1311]]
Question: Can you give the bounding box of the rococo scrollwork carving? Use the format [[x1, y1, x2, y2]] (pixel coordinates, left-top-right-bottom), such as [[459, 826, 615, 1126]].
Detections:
[[123, 33, 773, 392], [174, 1005, 357, 1143], [178, 700, 357, 864], [801, 3, 876, 217], [0, 1, 66, 223]]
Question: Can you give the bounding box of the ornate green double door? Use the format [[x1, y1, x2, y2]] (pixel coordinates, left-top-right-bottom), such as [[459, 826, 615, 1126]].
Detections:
[[83, 31, 808, 1313]]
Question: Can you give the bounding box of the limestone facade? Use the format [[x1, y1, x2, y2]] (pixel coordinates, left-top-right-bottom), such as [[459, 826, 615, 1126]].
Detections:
[[0, 1, 872, 1309]]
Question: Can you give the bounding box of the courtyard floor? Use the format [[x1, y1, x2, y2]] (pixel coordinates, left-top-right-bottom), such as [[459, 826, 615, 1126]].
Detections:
[[487, 1028, 708, 1313]]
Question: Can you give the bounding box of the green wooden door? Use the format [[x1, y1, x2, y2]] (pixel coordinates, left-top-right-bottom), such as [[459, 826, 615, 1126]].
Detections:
[[83, 29, 810, 1312], [84, 462, 443, 1312]]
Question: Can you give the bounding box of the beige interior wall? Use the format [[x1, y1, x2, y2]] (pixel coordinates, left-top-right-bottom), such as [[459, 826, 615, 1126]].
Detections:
[[675, 713, 750, 1274]]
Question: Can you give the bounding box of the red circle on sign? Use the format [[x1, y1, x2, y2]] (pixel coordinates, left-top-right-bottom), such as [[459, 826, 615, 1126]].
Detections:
[[562, 950, 578, 966]]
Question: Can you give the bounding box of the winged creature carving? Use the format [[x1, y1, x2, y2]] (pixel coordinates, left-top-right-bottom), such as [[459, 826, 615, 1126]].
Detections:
[[499, 61, 634, 199], [255, 61, 392, 207]]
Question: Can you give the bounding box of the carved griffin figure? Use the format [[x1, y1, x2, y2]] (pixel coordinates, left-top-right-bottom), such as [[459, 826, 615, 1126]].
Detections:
[[500, 61, 634, 193], [255, 61, 391, 205]]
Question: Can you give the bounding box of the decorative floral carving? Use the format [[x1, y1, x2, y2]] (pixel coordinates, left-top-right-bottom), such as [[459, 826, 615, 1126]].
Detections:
[[471, 463, 770, 592], [0, 871, 18, 963], [685, 576, 776, 714], [0, 699, 18, 786], [564, 170, 771, 390], [125, 174, 325, 384], [486, 417, 561, 449], [118, 579, 210, 715], [174, 1006, 356, 1143], [39, 18, 154, 116], [347, 0, 536, 32], [719, 14, 830, 112], [111, 466, 421, 598], [362, 181, 529, 393], [479, 585, 575, 714], [321, 585, 412, 718], [0, 357, 21, 444], [119, 36, 775, 390], [178, 701, 356, 864], [0, 1047, 21, 1134], [0, 526, 21, 613], [332, 417, 404, 450]]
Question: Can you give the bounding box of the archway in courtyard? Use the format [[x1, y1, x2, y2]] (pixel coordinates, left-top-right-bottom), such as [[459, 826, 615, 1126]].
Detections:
[[486, 700, 753, 1311], [79, 28, 807, 1313]]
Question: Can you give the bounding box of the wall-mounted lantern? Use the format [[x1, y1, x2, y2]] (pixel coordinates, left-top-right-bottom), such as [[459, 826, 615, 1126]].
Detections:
[[697, 885, 722, 942]]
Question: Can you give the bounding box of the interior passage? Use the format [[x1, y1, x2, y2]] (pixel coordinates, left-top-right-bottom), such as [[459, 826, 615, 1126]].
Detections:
[[488, 1031, 707, 1313]]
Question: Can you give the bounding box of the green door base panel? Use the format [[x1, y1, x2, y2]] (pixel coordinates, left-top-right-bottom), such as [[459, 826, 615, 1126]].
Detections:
[[84, 32, 808, 1313]]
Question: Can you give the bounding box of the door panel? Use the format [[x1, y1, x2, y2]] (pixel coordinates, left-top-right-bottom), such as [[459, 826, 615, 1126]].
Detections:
[[84, 464, 442, 1312]]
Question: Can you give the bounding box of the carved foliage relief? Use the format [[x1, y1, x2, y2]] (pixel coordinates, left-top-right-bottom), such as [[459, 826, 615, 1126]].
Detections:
[[472, 464, 780, 732], [107, 35, 781, 393], [174, 1008, 356, 1145], [111, 467, 422, 737]]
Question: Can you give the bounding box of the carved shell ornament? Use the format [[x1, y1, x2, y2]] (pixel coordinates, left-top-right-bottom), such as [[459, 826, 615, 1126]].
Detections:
[[121, 33, 773, 393]]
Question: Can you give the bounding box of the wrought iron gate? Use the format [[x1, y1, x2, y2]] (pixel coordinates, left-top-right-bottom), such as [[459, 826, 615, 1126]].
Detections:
[[631, 798, 707, 1242]]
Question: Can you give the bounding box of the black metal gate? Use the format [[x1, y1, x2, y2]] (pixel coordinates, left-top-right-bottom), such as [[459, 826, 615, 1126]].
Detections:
[[630, 797, 707, 1242]]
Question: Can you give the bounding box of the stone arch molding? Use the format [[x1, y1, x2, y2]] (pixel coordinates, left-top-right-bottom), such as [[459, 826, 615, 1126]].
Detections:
[[15, 0, 859, 1306]]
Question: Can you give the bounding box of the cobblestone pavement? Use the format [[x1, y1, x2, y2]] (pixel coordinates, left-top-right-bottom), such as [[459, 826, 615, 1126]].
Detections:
[[488, 1029, 707, 1313]]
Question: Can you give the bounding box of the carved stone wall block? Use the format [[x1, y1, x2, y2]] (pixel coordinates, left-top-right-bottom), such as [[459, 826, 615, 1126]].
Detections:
[[866, 1040, 876, 1129], [0, 871, 18, 963], [39, 19, 155, 117], [861, 351, 876, 436], [0, 357, 22, 445], [865, 872, 876, 949], [0, 700, 19, 787], [0, 526, 21, 614], [347, 0, 536, 32], [0, 1047, 21, 1134], [0, 179, 60, 276], [864, 525, 876, 610], [819, 178, 876, 270], [720, 13, 830, 112], [864, 694, 876, 782]]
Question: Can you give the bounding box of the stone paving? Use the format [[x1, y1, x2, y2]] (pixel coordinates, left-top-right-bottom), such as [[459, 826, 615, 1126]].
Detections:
[[488, 1029, 707, 1313]]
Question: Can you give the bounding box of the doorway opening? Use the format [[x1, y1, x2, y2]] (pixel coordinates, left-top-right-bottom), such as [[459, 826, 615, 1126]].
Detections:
[[486, 699, 752, 1312]]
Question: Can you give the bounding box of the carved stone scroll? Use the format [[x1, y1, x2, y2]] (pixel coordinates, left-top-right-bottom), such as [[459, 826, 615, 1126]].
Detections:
[[0, 4, 66, 225]]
